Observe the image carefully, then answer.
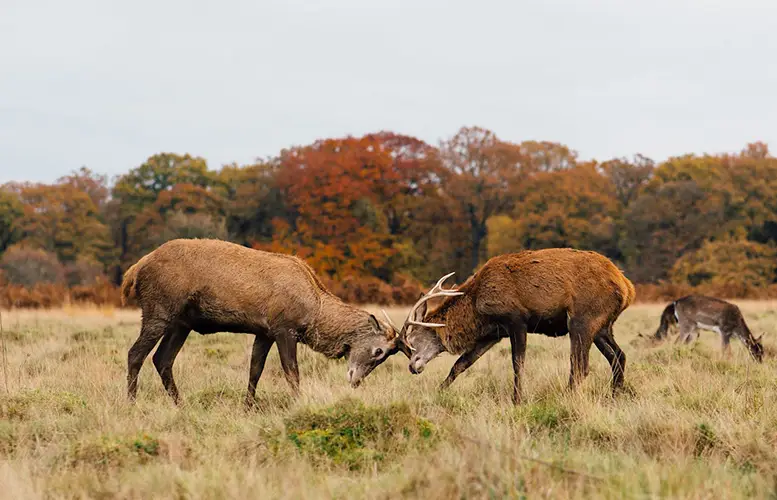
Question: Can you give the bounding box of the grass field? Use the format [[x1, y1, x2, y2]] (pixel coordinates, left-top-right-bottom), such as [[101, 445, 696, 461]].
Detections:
[[1, 302, 777, 499]]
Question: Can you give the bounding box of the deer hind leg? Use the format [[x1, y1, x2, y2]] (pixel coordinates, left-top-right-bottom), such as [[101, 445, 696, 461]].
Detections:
[[439, 337, 499, 391], [245, 333, 274, 407], [127, 317, 169, 402], [594, 324, 626, 395], [567, 314, 598, 391], [151, 324, 190, 405]]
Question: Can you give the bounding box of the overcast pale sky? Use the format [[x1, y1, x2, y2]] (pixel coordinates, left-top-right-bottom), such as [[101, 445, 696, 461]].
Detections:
[[1, 0, 775, 183]]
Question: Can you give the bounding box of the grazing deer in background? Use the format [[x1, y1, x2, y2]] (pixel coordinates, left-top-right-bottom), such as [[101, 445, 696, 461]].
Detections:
[[385, 248, 635, 404], [121, 238, 404, 406], [652, 295, 764, 362]]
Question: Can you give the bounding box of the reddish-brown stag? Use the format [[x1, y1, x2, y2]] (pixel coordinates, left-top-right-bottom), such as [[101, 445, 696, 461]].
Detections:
[[388, 248, 636, 404]]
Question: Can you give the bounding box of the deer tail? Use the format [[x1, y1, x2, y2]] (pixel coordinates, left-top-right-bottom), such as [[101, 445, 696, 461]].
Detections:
[[120, 261, 142, 307]]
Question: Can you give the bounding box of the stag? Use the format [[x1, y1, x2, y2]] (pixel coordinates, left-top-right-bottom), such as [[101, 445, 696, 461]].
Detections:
[[387, 249, 635, 404], [121, 238, 403, 406], [652, 295, 764, 362]]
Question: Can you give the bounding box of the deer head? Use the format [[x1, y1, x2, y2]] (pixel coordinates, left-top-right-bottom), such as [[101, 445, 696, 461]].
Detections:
[[345, 314, 404, 387], [749, 332, 766, 363], [394, 272, 464, 374]]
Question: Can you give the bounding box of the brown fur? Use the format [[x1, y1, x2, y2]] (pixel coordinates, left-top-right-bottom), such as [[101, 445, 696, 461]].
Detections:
[[123, 238, 399, 406], [402, 248, 635, 403], [652, 295, 764, 362]]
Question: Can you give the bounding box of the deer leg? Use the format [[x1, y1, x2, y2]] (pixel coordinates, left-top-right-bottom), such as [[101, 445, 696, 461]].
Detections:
[[720, 330, 732, 358], [594, 325, 626, 394], [568, 315, 596, 391], [675, 321, 695, 344], [508, 321, 528, 405], [276, 332, 300, 393], [127, 317, 169, 402], [152, 324, 190, 405], [439, 338, 499, 391], [684, 326, 700, 344], [245, 333, 274, 407]]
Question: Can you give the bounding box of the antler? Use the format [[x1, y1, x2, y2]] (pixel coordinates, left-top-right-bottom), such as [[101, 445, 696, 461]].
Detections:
[[399, 272, 464, 350], [381, 309, 399, 338]]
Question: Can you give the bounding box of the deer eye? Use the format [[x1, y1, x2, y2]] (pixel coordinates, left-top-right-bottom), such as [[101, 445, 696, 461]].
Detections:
[[372, 347, 384, 359]]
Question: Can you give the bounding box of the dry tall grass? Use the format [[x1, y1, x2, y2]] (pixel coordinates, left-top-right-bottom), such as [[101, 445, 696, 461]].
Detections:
[[1, 303, 776, 499]]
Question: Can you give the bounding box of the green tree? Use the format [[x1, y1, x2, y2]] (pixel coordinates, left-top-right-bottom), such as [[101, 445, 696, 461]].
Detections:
[[620, 180, 726, 283], [0, 187, 23, 254]]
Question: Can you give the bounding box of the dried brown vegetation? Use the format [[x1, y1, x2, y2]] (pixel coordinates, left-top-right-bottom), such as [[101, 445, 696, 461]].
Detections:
[[1, 304, 777, 498]]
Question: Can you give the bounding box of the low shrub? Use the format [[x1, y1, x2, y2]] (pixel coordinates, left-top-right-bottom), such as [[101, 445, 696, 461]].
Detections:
[[284, 398, 436, 471]]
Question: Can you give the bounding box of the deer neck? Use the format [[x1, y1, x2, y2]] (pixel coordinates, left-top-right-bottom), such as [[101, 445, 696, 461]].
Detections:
[[303, 294, 367, 358], [427, 295, 480, 355]]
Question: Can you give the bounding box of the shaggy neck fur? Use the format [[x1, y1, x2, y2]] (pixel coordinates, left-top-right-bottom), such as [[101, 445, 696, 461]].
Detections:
[[426, 285, 483, 355], [302, 293, 373, 358]]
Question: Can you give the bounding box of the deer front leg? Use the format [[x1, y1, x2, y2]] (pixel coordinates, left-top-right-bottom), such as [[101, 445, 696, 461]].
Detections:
[[510, 322, 526, 405], [675, 321, 695, 344], [276, 332, 300, 393], [245, 333, 274, 407], [509, 321, 528, 405], [439, 338, 499, 390]]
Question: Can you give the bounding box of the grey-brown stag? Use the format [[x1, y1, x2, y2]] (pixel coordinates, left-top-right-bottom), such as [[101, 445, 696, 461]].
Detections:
[[121, 238, 404, 406]]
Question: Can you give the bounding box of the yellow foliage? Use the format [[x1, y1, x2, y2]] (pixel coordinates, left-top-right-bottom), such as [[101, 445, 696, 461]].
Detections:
[[671, 238, 777, 287]]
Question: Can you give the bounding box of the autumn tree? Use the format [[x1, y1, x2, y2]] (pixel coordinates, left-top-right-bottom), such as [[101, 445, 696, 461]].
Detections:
[[488, 164, 620, 257], [129, 183, 225, 256], [516, 140, 577, 174], [0, 187, 23, 254], [620, 179, 727, 282], [15, 183, 112, 265], [110, 153, 216, 275], [217, 161, 286, 246], [57, 167, 110, 209], [438, 127, 524, 273], [600, 154, 655, 207], [0, 246, 65, 286], [269, 136, 402, 280], [671, 237, 777, 288]]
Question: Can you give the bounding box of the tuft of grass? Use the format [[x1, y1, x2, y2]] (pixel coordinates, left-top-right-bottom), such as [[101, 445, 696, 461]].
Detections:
[[59, 434, 164, 469], [0, 390, 87, 421], [518, 398, 576, 432], [694, 422, 718, 457], [284, 398, 436, 470]]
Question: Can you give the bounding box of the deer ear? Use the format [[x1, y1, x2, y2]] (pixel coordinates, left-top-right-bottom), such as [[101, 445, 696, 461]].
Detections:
[[368, 314, 380, 331]]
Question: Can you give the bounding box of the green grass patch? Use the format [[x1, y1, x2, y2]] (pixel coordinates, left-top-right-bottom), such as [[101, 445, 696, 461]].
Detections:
[[60, 434, 164, 469], [285, 398, 436, 470]]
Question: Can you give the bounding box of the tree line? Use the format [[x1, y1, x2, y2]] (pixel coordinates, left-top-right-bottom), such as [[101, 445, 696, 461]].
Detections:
[[1, 127, 776, 307]]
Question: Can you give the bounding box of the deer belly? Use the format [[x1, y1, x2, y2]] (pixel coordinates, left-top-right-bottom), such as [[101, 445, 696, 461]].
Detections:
[[696, 322, 722, 334], [526, 315, 569, 337]]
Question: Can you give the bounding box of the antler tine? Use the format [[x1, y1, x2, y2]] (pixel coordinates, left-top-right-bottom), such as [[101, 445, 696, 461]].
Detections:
[[398, 272, 464, 353], [428, 271, 457, 294], [409, 319, 446, 328], [381, 309, 400, 337]]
